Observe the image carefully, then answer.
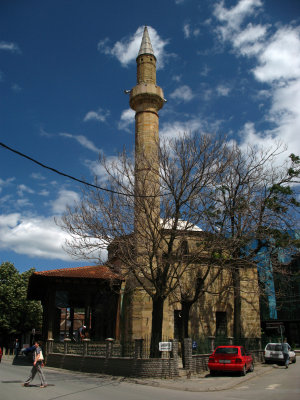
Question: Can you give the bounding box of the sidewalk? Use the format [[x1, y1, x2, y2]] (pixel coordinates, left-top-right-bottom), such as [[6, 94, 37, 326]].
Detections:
[[126, 363, 274, 392], [1, 356, 274, 392]]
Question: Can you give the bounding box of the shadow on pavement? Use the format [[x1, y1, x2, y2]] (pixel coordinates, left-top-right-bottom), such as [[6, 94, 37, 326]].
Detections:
[[12, 356, 32, 366]]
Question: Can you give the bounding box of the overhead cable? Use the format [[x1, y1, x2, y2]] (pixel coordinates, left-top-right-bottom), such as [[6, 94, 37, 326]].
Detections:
[[0, 141, 160, 198]]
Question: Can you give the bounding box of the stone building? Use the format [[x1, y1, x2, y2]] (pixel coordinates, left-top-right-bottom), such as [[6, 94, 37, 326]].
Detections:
[[28, 27, 261, 345]]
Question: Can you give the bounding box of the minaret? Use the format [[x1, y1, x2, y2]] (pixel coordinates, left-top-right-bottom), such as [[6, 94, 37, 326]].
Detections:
[[130, 27, 165, 245]]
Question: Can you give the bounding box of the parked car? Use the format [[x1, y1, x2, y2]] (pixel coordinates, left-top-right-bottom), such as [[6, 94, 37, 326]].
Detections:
[[264, 343, 296, 364], [0, 346, 2, 362], [208, 345, 254, 376]]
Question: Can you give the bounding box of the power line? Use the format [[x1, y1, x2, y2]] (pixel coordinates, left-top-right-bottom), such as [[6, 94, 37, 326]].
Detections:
[[0, 141, 160, 198]]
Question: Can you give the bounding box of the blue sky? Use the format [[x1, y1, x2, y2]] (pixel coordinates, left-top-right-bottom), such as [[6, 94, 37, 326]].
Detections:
[[1, 0, 300, 273]]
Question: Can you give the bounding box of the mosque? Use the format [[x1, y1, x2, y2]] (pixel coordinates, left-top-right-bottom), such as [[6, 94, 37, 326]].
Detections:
[[28, 27, 261, 345]]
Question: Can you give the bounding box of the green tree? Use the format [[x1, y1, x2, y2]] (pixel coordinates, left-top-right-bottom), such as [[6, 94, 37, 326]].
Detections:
[[0, 262, 42, 344]]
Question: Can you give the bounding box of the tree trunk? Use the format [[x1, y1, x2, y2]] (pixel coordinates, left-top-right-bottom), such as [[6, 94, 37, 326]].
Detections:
[[181, 301, 192, 368], [182, 301, 192, 338], [232, 268, 241, 339], [150, 296, 164, 358]]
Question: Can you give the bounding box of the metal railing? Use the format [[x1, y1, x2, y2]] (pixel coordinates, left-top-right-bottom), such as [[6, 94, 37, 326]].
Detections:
[[49, 335, 172, 359]]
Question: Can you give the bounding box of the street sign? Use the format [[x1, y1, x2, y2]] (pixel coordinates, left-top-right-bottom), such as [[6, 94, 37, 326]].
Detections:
[[159, 342, 172, 351]]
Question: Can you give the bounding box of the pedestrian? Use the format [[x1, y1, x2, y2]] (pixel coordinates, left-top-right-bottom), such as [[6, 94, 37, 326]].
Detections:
[[14, 338, 20, 358], [22, 341, 47, 388], [282, 338, 291, 369], [77, 325, 86, 341]]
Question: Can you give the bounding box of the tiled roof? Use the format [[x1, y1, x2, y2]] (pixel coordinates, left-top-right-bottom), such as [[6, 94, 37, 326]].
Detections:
[[33, 265, 122, 280]]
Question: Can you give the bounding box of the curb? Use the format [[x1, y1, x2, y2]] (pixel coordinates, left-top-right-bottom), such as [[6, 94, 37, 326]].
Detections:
[[125, 364, 274, 392]]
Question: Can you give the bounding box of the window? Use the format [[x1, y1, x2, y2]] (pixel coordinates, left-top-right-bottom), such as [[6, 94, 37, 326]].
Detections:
[[215, 347, 238, 354], [178, 240, 189, 257], [216, 311, 227, 337]]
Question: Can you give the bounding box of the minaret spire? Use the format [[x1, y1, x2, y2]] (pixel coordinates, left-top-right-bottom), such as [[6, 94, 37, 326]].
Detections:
[[138, 26, 155, 58]]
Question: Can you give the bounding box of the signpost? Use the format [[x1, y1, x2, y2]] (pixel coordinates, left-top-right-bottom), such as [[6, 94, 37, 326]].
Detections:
[[159, 342, 172, 352]]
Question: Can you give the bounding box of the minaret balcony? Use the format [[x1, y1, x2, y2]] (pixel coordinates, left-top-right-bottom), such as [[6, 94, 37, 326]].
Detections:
[[130, 83, 164, 112]]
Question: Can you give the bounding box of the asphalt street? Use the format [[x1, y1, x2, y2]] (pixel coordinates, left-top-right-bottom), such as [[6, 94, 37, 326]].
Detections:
[[0, 357, 299, 400]]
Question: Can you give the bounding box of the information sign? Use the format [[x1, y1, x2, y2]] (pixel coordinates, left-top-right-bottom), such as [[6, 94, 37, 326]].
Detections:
[[159, 342, 172, 351]]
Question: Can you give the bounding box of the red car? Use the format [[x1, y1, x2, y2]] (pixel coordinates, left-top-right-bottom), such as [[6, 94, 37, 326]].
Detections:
[[208, 345, 254, 376], [0, 346, 2, 362]]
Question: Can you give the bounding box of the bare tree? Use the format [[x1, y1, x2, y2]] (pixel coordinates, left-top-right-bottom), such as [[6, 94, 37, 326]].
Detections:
[[202, 143, 300, 338], [59, 134, 300, 354], [59, 133, 230, 357]]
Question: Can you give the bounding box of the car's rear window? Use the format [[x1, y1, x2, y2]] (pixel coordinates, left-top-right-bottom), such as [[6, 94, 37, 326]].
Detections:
[[215, 347, 238, 354], [266, 344, 282, 351]]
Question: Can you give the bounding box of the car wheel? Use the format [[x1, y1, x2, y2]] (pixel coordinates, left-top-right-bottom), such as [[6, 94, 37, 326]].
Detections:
[[210, 370, 217, 376], [249, 362, 254, 372], [241, 365, 247, 376]]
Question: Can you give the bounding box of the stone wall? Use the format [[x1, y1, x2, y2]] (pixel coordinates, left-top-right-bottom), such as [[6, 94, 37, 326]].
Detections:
[[46, 353, 179, 378], [45, 338, 179, 379], [45, 337, 264, 377], [122, 237, 261, 343]]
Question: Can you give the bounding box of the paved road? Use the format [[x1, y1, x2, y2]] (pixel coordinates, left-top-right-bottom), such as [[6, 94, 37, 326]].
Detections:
[[1, 358, 299, 400]]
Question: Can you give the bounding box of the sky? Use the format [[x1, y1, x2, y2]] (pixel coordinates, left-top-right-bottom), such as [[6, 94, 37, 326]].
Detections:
[[1, 0, 300, 273]]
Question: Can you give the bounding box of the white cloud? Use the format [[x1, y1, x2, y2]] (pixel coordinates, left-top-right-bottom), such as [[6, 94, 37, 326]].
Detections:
[[238, 122, 290, 164], [172, 75, 182, 82], [216, 84, 231, 96], [31, 172, 46, 180], [118, 108, 135, 132], [233, 23, 267, 55], [214, 0, 263, 40], [84, 155, 121, 184], [183, 23, 200, 39], [183, 23, 191, 39], [16, 198, 33, 208], [40, 128, 53, 137], [246, 27, 300, 156], [0, 41, 21, 53], [83, 108, 110, 123], [200, 65, 210, 77], [0, 177, 15, 188], [0, 194, 12, 205], [97, 26, 169, 69], [50, 189, 80, 214], [17, 184, 35, 196], [253, 27, 300, 83], [0, 184, 107, 261], [160, 118, 203, 140], [0, 213, 76, 261], [39, 189, 50, 196], [169, 85, 195, 102], [214, 0, 300, 158], [84, 160, 108, 182], [60, 133, 101, 153]]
